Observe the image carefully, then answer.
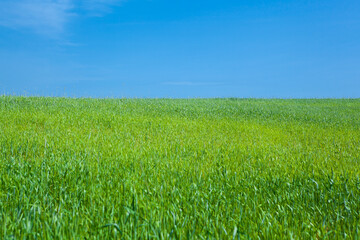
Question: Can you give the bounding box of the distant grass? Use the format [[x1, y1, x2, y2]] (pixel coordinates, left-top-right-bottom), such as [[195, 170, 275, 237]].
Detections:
[[0, 96, 359, 239]]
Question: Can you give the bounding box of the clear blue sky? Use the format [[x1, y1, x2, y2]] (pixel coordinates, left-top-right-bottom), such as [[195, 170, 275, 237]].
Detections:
[[0, 0, 359, 98]]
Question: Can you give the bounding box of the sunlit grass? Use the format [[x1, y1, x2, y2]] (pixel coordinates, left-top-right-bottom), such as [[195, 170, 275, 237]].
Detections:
[[0, 96, 359, 239]]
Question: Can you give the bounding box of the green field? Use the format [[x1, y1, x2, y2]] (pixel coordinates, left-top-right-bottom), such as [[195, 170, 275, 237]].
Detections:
[[0, 96, 359, 239]]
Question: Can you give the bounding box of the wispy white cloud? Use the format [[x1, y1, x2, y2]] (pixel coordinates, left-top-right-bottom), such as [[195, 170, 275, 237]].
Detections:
[[0, 0, 123, 36], [0, 0, 73, 35]]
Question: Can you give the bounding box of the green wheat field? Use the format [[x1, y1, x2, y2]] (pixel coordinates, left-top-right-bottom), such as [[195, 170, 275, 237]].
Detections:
[[0, 96, 359, 239]]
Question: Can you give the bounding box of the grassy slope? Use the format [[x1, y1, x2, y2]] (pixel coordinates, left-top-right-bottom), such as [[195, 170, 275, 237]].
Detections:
[[0, 96, 359, 239]]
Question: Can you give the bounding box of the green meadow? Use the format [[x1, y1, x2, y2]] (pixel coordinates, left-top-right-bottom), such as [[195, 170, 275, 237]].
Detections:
[[0, 96, 359, 239]]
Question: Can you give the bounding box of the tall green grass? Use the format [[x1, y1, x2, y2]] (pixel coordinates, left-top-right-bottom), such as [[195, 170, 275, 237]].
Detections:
[[0, 96, 359, 239]]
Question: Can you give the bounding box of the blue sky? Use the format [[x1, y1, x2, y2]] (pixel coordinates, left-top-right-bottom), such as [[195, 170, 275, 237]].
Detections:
[[0, 0, 359, 98]]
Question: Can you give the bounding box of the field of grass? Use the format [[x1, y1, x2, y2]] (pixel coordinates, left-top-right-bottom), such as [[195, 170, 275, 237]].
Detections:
[[0, 96, 359, 239]]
